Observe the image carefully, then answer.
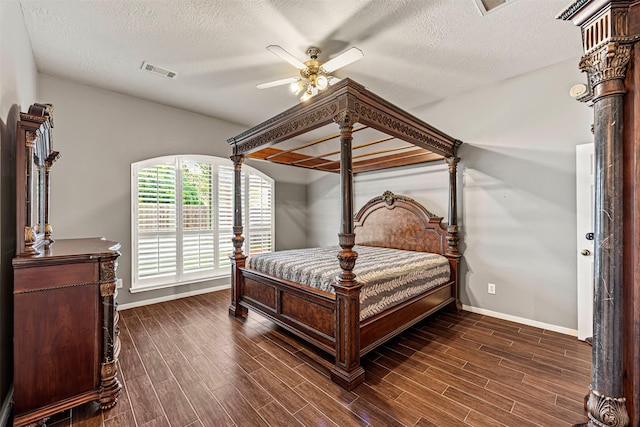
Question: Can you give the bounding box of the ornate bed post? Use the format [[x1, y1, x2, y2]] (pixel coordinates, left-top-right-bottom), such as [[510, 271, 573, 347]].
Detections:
[[445, 156, 462, 312], [559, 2, 637, 425], [445, 156, 459, 251], [229, 151, 248, 318], [330, 110, 365, 390]]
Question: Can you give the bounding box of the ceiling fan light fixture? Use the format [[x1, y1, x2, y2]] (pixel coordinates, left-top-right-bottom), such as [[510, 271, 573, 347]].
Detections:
[[258, 44, 363, 101], [290, 79, 305, 95], [316, 75, 329, 90], [300, 86, 313, 102]]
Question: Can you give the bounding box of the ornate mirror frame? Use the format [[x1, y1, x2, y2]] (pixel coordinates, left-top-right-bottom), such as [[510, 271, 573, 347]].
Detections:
[[16, 103, 59, 255]]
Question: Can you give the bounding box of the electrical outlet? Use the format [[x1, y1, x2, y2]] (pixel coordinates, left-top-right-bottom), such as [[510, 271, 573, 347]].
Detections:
[[488, 283, 496, 295], [116, 278, 123, 289]]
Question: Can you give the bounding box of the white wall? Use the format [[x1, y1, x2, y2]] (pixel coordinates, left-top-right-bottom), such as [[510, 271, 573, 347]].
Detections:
[[39, 74, 308, 306], [0, 2, 38, 121], [0, 0, 39, 416], [308, 57, 593, 331]]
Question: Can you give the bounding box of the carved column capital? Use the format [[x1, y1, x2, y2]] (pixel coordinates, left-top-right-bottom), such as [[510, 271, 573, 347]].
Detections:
[[579, 42, 631, 97], [25, 130, 39, 148], [333, 110, 359, 130], [45, 151, 60, 172], [100, 259, 117, 283], [230, 153, 245, 170], [444, 156, 460, 173], [42, 103, 54, 127]]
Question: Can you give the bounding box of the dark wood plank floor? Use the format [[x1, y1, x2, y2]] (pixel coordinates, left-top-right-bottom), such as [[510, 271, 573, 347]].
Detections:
[[48, 289, 591, 427]]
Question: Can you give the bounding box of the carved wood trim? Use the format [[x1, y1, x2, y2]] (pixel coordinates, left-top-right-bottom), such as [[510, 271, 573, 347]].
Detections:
[[353, 100, 454, 158], [19, 113, 47, 124], [231, 101, 339, 154], [16, 104, 57, 255], [227, 79, 461, 172], [229, 153, 248, 317], [354, 190, 449, 254], [100, 259, 116, 283], [580, 42, 632, 89], [587, 386, 630, 427], [98, 360, 121, 410]]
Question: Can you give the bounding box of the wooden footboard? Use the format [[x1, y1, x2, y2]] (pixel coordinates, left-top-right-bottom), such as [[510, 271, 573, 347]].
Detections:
[[360, 282, 454, 354], [239, 268, 456, 355], [238, 268, 336, 353]]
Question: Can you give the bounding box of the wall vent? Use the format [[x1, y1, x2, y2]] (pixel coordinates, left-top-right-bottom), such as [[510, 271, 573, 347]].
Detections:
[[473, 0, 514, 15], [140, 61, 178, 79]]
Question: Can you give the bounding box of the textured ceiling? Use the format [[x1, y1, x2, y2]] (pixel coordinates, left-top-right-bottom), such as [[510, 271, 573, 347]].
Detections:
[[19, 0, 583, 128]]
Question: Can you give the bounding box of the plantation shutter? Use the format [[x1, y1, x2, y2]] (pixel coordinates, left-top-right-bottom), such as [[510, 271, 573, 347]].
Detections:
[[247, 172, 273, 255], [132, 156, 273, 291], [181, 161, 214, 274], [218, 165, 234, 268], [136, 164, 177, 280]]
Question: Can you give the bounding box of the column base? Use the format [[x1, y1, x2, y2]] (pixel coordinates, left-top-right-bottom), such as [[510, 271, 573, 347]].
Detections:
[[448, 299, 463, 313], [330, 365, 365, 391], [585, 387, 629, 427], [98, 361, 121, 410], [228, 304, 247, 318]]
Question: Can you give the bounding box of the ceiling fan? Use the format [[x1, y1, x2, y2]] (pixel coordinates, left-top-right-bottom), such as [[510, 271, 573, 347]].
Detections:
[[257, 45, 364, 101]]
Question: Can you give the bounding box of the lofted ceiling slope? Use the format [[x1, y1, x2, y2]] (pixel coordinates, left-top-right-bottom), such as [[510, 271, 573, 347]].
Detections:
[[19, 0, 583, 128]]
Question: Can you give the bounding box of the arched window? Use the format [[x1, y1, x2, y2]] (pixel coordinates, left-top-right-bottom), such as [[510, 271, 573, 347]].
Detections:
[[131, 155, 273, 291]]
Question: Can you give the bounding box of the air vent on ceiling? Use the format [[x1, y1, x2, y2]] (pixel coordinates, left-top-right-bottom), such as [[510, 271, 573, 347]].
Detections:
[[473, 0, 514, 15], [140, 61, 178, 79]]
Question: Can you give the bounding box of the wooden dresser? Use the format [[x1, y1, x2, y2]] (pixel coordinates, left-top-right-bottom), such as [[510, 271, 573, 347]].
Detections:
[[12, 105, 121, 426], [13, 239, 121, 426]]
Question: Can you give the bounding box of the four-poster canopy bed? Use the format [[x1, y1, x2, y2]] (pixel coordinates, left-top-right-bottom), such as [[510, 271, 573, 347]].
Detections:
[[227, 78, 463, 390]]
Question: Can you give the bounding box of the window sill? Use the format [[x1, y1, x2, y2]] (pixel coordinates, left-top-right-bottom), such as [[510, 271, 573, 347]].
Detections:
[[129, 273, 230, 293]]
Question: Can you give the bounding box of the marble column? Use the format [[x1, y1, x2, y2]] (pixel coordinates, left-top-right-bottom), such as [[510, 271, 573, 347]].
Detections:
[[577, 41, 631, 427]]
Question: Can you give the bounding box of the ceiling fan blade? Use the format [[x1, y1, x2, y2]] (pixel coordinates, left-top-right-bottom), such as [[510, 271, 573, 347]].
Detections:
[[256, 77, 298, 89], [321, 47, 364, 73], [266, 45, 306, 70]]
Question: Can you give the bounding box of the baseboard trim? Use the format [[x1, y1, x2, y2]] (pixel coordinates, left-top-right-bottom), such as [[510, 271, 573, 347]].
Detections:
[[117, 289, 578, 336], [0, 385, 13, 427], [118, 284, 230, 310], [462, 305, 578, 337]]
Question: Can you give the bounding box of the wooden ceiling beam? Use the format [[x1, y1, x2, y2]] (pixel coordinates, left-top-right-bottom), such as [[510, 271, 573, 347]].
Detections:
[[264, 125, 368, 160]]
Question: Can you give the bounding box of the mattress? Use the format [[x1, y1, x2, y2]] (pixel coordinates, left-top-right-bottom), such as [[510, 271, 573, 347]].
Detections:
[[246, 245, 450, 320]]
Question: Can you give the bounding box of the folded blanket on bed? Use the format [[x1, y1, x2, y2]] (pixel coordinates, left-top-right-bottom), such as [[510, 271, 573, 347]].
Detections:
[[246, 245, 450, 320]]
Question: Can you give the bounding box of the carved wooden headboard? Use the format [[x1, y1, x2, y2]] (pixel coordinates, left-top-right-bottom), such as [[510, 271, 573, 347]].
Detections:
[[354, 191, 450, 255]]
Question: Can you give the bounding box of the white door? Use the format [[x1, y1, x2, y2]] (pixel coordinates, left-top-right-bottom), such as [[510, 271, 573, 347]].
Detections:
[[576, 143, 595, 342]]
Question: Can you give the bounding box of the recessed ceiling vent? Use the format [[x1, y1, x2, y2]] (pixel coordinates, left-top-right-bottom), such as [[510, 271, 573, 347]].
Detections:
[[473, 0, 514, 15], [140, 61, 178, 79]]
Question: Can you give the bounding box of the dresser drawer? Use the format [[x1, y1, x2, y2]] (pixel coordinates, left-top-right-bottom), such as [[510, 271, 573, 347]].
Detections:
[[13, 261, 98, 293]]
